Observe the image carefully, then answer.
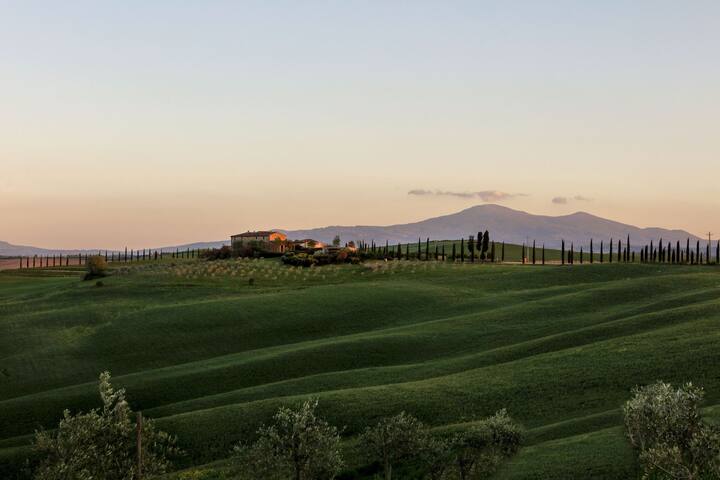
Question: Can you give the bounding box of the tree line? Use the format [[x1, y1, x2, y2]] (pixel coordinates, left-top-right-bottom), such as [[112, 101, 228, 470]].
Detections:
[[17, 248, 200, 269]]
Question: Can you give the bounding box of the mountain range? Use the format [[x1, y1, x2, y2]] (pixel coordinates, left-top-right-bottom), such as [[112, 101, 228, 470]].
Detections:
[[0, 205, 704, 256], [279, 204, 703, 248]]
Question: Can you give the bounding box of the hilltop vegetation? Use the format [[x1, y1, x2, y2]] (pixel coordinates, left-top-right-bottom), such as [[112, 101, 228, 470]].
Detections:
[[1, 257, 719, 478]]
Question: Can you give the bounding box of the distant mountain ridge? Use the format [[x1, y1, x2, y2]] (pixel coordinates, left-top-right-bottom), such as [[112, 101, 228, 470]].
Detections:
[[278, 204, 703, 249], [1, 205, 704, 256]]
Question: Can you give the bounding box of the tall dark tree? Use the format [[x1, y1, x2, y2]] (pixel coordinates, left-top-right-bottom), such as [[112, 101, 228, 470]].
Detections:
[[425, 238, 430, 261], [561, 240, 565, 265], [609, 239, 613, 263], [490, 241, 495, 263], [617, 239, 621, 263], [716, 240, 719, 265], [542, 244, 545, 265], [532, 240, 536, 265], [442, 244, 446, 261], [627, 235, 631, 262], [686, 238, 691, 264], [460, 238, 465, 262], [481, 231, 490, 261], [696, 240, 700, 265], [468, 236, 475, 263], [600, 240, 604, 263], [476, 231, 483, 260], [590, 239, 594, 263], [501, 242, 505, 263], [451, 243, 456, 262], [406, 243, 410, 259]]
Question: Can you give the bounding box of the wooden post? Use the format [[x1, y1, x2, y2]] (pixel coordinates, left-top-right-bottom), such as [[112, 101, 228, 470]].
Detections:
[[136, 411, 143, 479]]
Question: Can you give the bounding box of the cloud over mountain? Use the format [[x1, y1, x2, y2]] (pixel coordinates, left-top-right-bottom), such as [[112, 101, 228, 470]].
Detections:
[[409, 189, 525, 202]]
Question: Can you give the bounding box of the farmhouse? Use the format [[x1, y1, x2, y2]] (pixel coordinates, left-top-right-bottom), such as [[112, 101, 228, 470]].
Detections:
[[231, 230, 288, 253]]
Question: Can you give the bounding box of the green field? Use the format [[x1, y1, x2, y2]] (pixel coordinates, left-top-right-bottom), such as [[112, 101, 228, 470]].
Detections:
[[1, 257, 719, 479]]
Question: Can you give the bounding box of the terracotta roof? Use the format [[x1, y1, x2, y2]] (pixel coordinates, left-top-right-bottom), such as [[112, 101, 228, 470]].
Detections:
[[232, 231, 278, 237]]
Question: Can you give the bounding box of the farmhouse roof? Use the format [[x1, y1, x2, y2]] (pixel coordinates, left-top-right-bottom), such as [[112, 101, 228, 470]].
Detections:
[[233, 230, 279, 237]]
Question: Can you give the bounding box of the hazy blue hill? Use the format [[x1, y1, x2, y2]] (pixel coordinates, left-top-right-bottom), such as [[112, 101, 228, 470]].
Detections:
[[280, 204, 703, 248]]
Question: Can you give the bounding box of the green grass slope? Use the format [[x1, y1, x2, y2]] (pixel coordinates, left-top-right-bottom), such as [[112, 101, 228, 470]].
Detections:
[[1, 259, 719, 478]]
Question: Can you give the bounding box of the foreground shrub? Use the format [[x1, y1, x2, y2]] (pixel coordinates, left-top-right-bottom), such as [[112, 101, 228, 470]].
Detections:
[[33, 371, 179, 480], [83, 255, 108, 280], [234, 399, 343, 480], [361, 410, 522, 480], [448, 409, 523, 479], [360, 412, 427, 480], [624, 381, 720, 479]]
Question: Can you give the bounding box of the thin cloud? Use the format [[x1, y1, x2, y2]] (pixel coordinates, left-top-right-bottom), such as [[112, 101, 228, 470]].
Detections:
[[553, 195, 593, 205], [408, 190, 526, 202]]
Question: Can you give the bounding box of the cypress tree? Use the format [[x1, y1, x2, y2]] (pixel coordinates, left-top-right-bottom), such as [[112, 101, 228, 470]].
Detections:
[[435, 244, 438, 260], [561, 239, 565, 265], [716, 240, 719, 265], [580, 247, 584, 264], [706, 242, 710, 265], [481, 231, 490, 261], [425, 238, 430, 260], [442, 244, 446, 261], [532, 240, 536, 265], [451, 243, 456, 261], [590, 239, 594, 263], [490, 241, 495, 262], [570, 243, 574, 265], [600, 241, 604, 263], [686, 239, 690, 264], [609, 239, 613, 263], [417, 238, 422, 259], [477, 231, 483, 260], [542, 244, 545, 265], [468, 236, 475, 263], [617, 239, 621, 263], [522, 244, 526, 264], [460, 238, 465, 262], [627, 235, 630, 262], [406, 243, 410, 259], [501, 241, 505, 262], [696, 241, 700, 265]]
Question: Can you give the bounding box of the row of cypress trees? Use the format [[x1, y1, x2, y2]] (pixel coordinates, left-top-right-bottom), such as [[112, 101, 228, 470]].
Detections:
[[358, 234, 720, 266], [18, 248, 198, 269]]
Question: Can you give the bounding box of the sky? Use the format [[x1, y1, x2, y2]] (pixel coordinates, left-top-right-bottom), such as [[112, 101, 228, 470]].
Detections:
[[1, 1, 719, 249]]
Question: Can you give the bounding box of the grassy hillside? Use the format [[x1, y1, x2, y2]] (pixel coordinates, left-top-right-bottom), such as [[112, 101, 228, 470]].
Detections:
[[1, 258, 719, 478]]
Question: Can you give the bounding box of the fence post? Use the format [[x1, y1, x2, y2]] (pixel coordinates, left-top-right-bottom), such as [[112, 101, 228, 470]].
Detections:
[[137, 411, 143, 479]]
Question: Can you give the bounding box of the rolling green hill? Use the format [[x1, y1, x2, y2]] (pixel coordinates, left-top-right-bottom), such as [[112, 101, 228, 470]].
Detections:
[[1, 257, 719, 479]]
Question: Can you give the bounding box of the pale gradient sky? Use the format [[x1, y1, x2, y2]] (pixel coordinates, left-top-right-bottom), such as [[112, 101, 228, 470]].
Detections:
[[1, 1, 719, 249]]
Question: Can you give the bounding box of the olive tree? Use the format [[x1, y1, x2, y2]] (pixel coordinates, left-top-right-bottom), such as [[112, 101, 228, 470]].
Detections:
[[33, 372, 179, 480], [235, 399, 343, 480], [360, 412, 427, 480], [624, 381, 720, 479]]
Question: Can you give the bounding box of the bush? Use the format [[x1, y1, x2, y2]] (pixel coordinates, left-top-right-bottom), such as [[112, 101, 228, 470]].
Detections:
[[84, 255, 108, 281], [624, 381, 720, 479], [201, 246, 233, 261], [234, 399, 343, 480], [33, 372, 180, 480], [282, 252, 317, 267]]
